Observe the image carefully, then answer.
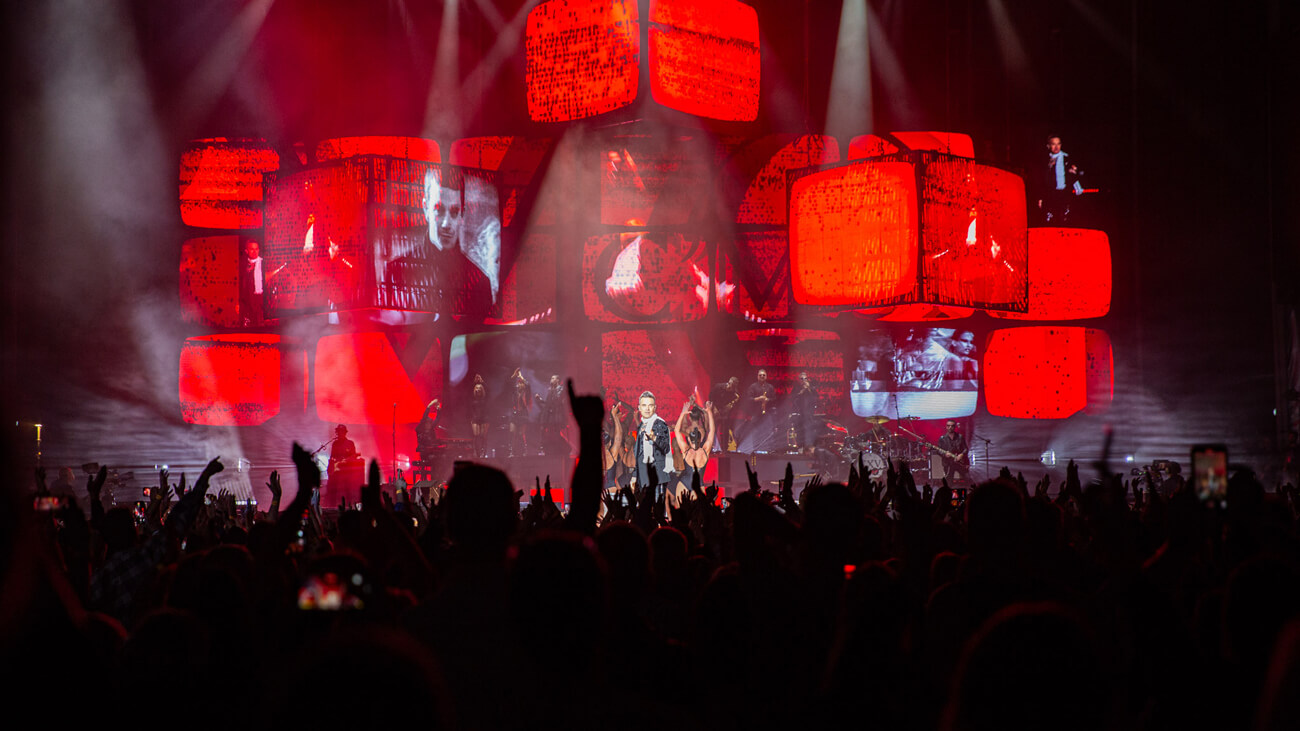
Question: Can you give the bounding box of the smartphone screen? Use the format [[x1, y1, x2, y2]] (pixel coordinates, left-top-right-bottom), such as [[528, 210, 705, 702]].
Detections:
[[1191, 444, 1228, 506]]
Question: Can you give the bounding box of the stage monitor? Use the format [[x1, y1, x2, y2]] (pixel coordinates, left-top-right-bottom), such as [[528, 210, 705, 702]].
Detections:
[[648, 0, 760, 121], [582, 232, 710, 323], [526, 0, 640, 123], [179, 335, 281, 426], [314, 332, 443, 426], [179, 138, 279, 229]]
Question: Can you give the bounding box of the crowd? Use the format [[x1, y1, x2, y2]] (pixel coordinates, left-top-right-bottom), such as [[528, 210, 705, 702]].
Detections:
[[7, 382, 1300, 731]]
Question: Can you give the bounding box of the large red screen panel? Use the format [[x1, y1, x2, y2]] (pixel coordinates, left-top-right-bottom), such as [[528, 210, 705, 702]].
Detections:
[[648, 0, 760, 121], [983, 327, 1113, 419], [315, 332, 443, 425], [726, 135, 841, 225], [583, 232, 710, 323], [848, 132, 975, 160], [600, 135, 723, 226], [180, 236, 241, 327], [315, 136, 440, 163], [179, 138, 279, 229], [601, 330, 709, 419], [919, 158, 1028, 310], [989, 228, 1112, 321], [526, 0, 640, 123], [860, 304, 975, 322], [179, 335, 281, 426], [789, 161, 918, 306], [716, 231, 791, 321]]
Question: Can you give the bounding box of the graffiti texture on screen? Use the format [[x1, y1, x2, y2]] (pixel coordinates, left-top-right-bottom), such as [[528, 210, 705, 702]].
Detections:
[[583, 232, 710, 323]]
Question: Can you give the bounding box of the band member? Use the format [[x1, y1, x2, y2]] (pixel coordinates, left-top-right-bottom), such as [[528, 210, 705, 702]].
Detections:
[[633, 391, 672, 500], [327, 424, 364, 505], [508, 368, 531, 457], [674, 398, 716, 501], [790, 371, 819, 453], [534, 374, 569, 456], [934, 419, 971, 482], [709, 376, 742, 451], [747, 369, 776, 415], [415, 399, 442, 457], [239, 240, 264, 326], [470, 375, 489, 457]]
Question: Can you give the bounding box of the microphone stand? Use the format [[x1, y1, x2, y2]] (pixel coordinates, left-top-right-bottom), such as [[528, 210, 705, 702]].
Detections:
[[972, 433, 993, 482]]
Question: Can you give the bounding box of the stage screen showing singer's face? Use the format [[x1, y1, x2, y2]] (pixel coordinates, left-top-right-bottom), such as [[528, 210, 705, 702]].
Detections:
[[850, 326, 979, 420]]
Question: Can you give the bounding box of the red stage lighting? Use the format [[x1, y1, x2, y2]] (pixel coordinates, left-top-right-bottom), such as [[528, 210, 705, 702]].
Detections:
[[858, 304, 975, 322], [848, 132, 975, 160], [315, 136, 440, 163], [485, 233, 558, 325], [179, 138, 279, 229], [983, 327, 1113, 419], [716, 231, 792, 321], [526, 0, 640, 123], [648, 0, 760, 121], [788, 161, 918, 306], [583, 232, 710, 323], [179, 335, 281, 426], [989, 228, 1111, 321], [601, 330, 708, 415], [314, 332, 443, 425], [729, 135, 840, 225], [180, 236, 242, 327]]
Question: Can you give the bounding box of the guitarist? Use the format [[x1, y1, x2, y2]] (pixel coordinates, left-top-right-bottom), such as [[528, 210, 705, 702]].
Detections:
[[934, 419, 971, 482]]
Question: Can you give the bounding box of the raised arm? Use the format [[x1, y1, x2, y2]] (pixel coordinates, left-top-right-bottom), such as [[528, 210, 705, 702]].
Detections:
[[610, 404, 624, 461], [674, 402, 691, 454], [703, 402, 717, 453]]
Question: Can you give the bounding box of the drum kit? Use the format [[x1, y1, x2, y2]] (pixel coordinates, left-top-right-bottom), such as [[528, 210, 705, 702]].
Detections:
[[840, 415, 934, 479]]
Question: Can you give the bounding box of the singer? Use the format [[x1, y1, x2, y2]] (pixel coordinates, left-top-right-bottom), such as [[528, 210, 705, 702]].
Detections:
[[632, 391, 671, 500]]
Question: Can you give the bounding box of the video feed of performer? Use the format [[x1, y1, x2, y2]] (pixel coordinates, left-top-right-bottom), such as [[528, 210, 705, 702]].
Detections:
[[582, 232, 711, 323], [444, 332, 573, 458], [849, 326, 980, 420], [370, 161, 503, 318], [262, 166, 369, 317]]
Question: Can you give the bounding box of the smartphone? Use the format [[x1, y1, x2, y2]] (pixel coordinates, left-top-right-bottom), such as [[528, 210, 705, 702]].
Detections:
[[1191, 444, 1228, 507], [297, 572, 367, 611], [33, 496, 66, 511], [950, 487, 968, 509]]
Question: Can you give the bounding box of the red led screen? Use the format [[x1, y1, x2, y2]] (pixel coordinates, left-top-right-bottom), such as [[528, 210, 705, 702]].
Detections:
[[180, 236, 242, 327], [262, 163, 369, 316], [600, 135, 723, 226], [919, 158, 1028, 310], [983, 327, 1113, 419], [583, 232, 710, 323], [179, 335, 281, 426], [601, 330, 709, 419], [847, 326, 978, 420], [726, 135, 841, 225], [485, 233, 557, 325], [788, 161, 918, 307], [716, 231, 791, 321], [860, 304, 976, 322], [451, 136, 554, 227], [315, 332, 443, 425], [989, 228, 1112, 321], [315, 137, 440, 163], [179, 138, 279, 229], [648, 0, 760, 121], [848, 132, 975, 160], [526, 0, 640, 123]]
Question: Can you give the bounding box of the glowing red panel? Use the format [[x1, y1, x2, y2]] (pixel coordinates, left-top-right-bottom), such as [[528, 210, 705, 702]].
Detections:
[[736, 329, 845, 418], [983, 327, 1113, 419], [526, 0, 640, 123], [315, 332, 443, 425], [989, 228, 1111, 321], [601, 330, 708, 417], [789, 161, 918, 306], [727, 135, 841, 225], [180, 236, 241, 327], [716, 231, 791, 321], [583, 232, 710, 323], [315, 137, 440, 163], [179, 335, 281, 426], [179, 138, 279, 229], [485, 234, 558, 325], [919, 158, 1028, 310], [648, 0, 759, 121], [600, 135, 724, 226], [848, 133, 975, 160], [858, 304, 976, 322]]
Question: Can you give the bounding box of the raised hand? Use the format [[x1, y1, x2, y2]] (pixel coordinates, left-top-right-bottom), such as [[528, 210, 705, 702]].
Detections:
[[86, 465, 108, 502], [174, 472, 188, 500], [266, 470, 282, 500], [567, 378, 605, 430], [744, 460, 761, 493]]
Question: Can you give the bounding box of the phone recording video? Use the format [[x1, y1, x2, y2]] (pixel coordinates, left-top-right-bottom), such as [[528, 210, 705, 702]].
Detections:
[[1191, 444, 1228, 507]]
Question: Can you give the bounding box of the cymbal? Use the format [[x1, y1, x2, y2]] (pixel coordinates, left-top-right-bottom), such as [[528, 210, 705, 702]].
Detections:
[[896, 416, 920, 421], [863, 415, 891, 424]]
